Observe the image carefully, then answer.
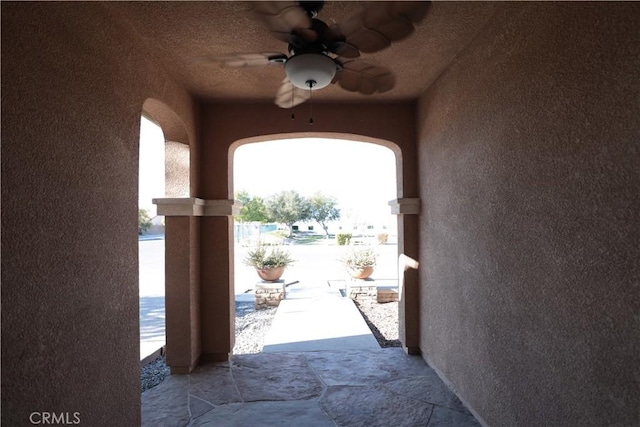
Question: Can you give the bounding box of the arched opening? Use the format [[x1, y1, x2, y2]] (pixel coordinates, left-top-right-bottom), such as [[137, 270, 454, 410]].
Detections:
[[139, 115, 167, 371], [230, 135, 404, 353], [139, 98, 192, 389]]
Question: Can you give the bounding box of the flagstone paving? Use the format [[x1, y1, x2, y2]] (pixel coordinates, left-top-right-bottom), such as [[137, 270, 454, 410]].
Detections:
[[142, 348, 481, 426]]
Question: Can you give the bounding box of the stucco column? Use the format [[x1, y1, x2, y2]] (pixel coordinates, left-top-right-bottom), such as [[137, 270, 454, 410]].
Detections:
[[390, 198, 421, 355], [154, 198, 203, 373], [199, 200, 240, 362], [154, 198, 240, 370]]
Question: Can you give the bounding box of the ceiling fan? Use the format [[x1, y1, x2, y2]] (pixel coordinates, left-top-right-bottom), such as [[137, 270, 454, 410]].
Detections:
[[200, 1, 430, 109]]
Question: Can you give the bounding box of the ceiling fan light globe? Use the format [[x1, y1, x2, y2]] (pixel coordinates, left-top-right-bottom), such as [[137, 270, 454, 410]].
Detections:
[[285, 53, 336, 90]]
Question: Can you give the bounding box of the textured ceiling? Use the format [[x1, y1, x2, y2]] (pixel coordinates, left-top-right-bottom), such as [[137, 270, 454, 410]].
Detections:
[[106, 1, 499, 104]]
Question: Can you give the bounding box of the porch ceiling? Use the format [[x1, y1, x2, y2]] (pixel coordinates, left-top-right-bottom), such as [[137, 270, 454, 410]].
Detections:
[[106, 1, 498, 104]]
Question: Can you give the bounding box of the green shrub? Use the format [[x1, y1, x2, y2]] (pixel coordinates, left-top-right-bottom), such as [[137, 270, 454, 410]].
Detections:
[[336, 233, 352, 246], [138, 209, 152, 235]]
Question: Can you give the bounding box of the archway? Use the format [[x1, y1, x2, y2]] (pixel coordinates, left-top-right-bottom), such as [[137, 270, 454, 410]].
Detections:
[[229, 132, 403, 201], [138, 115, 167, 372], [140, 99, 194, 376], [229, 134, 407, 353]]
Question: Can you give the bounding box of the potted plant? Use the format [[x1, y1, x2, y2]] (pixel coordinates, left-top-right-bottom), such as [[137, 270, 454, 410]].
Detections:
[[244, 245, 294, 282], [341, 246, 377, 279]]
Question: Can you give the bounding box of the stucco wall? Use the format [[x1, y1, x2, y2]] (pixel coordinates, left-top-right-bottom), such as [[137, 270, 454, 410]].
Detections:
[[1, 3, 197, 425], [416, 3, 640, 426]]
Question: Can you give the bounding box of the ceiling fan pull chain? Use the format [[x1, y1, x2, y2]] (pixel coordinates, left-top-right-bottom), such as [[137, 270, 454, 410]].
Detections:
[[291, 87, 295, 120], [308, 81, 314, 125]]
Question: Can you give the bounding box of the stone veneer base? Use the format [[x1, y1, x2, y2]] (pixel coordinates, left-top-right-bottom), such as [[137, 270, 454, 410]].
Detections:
[[255, 281, 286, 309]]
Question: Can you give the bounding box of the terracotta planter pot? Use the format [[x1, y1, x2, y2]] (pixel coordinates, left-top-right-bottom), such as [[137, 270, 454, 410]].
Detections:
[[256, 266, 285, 282], [350, 266, 374, 280]]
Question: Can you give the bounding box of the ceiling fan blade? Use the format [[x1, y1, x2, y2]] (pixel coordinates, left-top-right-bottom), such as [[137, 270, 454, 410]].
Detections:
[[275, 78, 311, 108], [329, 40, 361, 58], [319, 24, 360, 58], [251, 1, 316, 43], [334, 60, 396, 95], [194, 52, 288, 68], [336, 1, 430, 54]]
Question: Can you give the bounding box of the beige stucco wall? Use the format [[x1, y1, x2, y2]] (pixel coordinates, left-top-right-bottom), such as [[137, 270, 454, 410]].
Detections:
[[1, 3, 197, 425], [416, 3, 640, 426]]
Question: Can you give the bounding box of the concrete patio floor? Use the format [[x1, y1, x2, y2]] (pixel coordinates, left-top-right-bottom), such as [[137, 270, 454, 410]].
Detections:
[[141, 348, 481, 427]]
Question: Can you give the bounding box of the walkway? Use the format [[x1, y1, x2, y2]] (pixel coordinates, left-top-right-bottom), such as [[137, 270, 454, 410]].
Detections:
[[141, 275, 482, 426], [262, 278, 379, 352]]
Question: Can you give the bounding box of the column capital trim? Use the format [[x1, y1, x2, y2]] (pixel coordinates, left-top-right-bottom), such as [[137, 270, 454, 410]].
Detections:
[[202, 199, 242, 217], [153, 198, 241, 217], [153, 198, 204, 216], [388, 198, 420, 215]]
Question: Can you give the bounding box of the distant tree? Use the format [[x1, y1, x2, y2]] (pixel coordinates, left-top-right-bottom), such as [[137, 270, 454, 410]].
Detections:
[[309, 192, 341, 237], [236, 191, 268, 223], [266, 190, 310, 237], [138, 208, 152, 235]]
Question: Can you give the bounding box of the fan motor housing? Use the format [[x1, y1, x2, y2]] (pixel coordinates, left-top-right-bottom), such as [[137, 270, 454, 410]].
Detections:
[[285, 53, 337, 90]]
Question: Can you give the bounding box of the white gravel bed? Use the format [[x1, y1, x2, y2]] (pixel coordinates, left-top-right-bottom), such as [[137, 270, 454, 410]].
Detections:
[[233, 301, 277, 354]]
